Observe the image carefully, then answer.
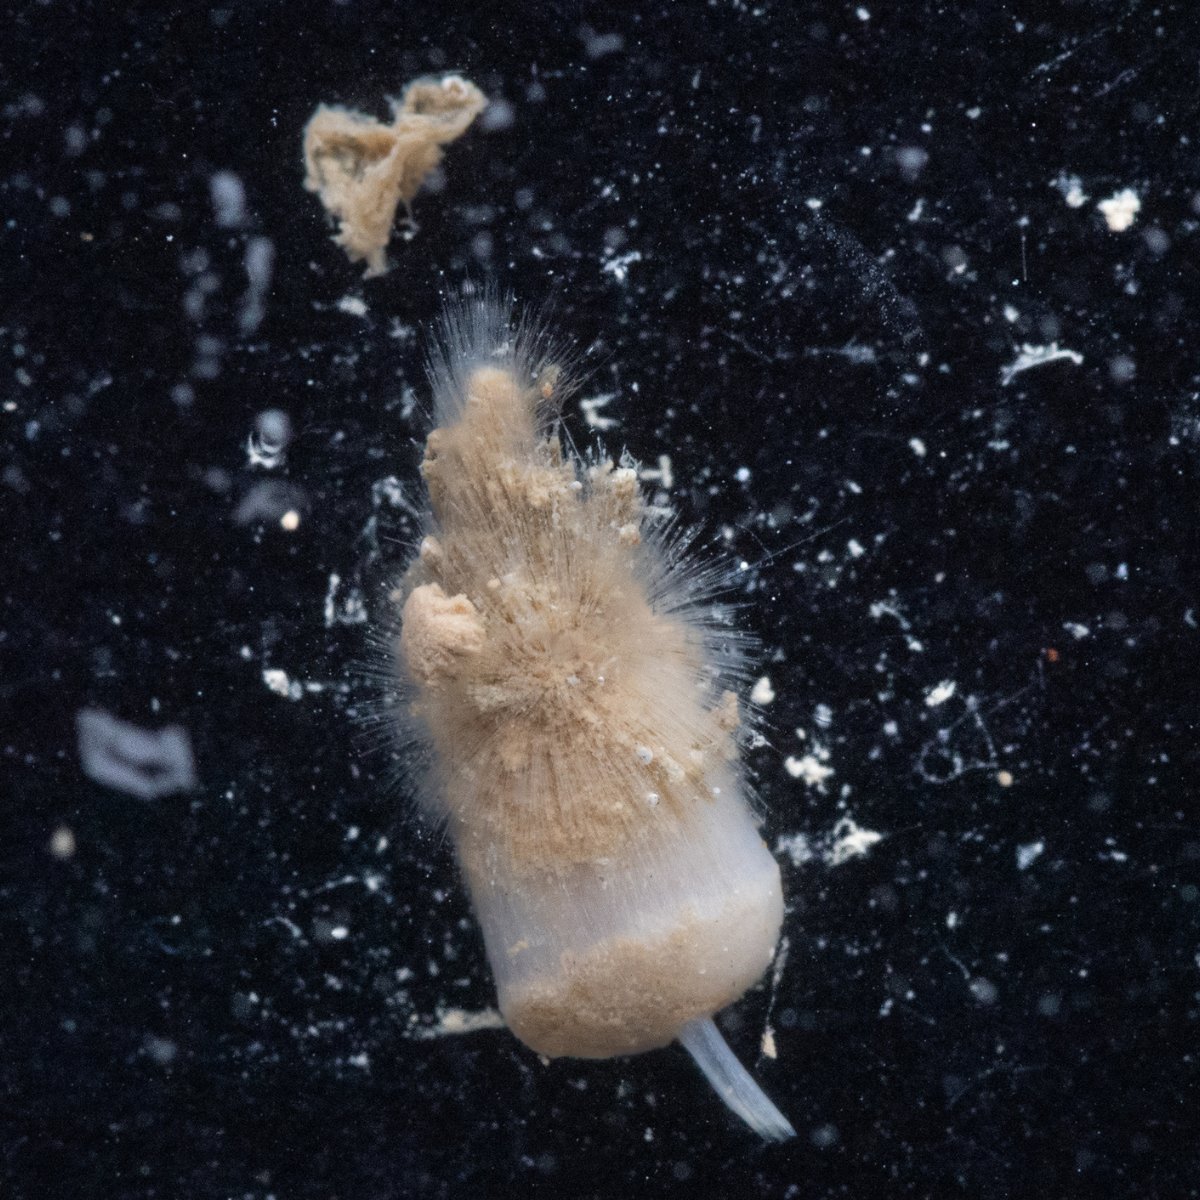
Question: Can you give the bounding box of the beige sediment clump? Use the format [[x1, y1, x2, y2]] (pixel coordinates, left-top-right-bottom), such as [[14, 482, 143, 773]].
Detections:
[[302, 75, 487, 277], [392, 302, 793, 1140]]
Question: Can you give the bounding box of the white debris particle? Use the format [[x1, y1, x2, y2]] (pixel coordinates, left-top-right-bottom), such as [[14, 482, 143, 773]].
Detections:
[[478, 95, 515, 132], [909, 437, 927, 457], [968, 976, 998, 1005], [761, 1026, 778, 1059], [330, 925, 349, 940], [280, 509, 301, 532], [774, 831, 815, 867], [246, 408, 291, 469], [1097, 187, 1141, 232], [946, 910, 959, 929], [209, 169, 247, 227], [239, 236, 275, 334], [411, 1007, 507, 1039], [337, 294, 368, 317], [324, 573, 368, 627], [750, 675, 776, 706], [638, 454, 674, 490], [1000, 343, 1084, 387], [233, 479, 306, 526], [784, 753, 834, 789], [579, 24, 625, 59], [49, 826, 77, 859], [580, 391, 618, 431], [1017, 840, 1045, 870], [1063, 621, 1091, 640], [925, 679, 957, 707], [600, 248, 642, 283], [847, 538, 865, 558], [144, 1034, 178, 1065], [262, 668, 302, 701], [76, 709, 197, 800], [827, 816, 883, 866], [1050, 172, 1089, 209]]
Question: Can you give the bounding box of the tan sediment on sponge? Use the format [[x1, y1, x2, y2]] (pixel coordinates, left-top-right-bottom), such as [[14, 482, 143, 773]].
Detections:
[[390, 299, 793, 1140], [303, 75, 487, 277]]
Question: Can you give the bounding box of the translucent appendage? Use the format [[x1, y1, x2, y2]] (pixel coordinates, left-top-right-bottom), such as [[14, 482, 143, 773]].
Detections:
[[678, 1017, 796, 1143]]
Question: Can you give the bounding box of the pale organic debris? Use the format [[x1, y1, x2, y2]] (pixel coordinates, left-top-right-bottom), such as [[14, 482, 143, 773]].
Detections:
[[410, 1006, 507, 1039], [1096, 187, 1141, 233], [76, 708, 197, 799], [1000, 342, 1084, 387], [303, 75, 487, 277], [826, 816, 883, 866]]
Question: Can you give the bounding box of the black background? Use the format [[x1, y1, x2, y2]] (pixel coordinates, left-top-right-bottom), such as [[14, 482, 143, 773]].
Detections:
[[3, 2, 1199, 1197]]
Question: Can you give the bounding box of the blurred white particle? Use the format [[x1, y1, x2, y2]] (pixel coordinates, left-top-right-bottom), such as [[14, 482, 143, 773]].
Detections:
[[247, 408, 292, 469], [210, 170, 247, 228], [896, 146, 928, 181], [479, 96, 515, 132], [600, 248, 642, 283], [1016, 840, 1045, 870], [337, 294, 368, 317], [578, 24, 624, 59], [1050, 172, 1089, 208], [774, 832, 815, 867], [925, 679, 956, 707], [49, 826, 77, 859], [909, 437, 927, 457], [968, 977, 998, 1005], [750, 675, 776, 705], [810, 1123, 840, 1148], [239, 236, 275, 333], [76, 709, 197, 799]]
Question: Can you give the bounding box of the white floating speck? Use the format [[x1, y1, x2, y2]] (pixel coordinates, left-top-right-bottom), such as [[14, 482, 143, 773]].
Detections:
[[784, 754, 834, 789], [1000, 343, 1084, 387], [827, 817, 883, 866], [1097, 187, 1141, 232], [1050, 172, 1089, 209], [262, 668, 302, 701], [750, 675, 776, 706], [774, 831, 815, 867], [1016, 840, 1044, 871], [925, 679, 956, 707]]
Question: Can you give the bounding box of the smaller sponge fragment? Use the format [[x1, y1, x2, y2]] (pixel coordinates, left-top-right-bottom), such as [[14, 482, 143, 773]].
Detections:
[[303, 75, 487, 277]]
